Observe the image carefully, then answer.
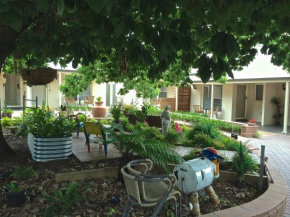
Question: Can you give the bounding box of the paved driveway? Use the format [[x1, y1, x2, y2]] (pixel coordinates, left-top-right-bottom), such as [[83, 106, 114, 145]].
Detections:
[[240, 129, 290, 216]]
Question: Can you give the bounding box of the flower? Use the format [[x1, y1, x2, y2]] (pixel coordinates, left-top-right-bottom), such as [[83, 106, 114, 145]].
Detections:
[[249, 119, 256, 123]]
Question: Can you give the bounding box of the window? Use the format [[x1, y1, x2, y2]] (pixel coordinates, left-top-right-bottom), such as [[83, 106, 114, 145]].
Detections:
[[203, 85, 222, 111], [255, 85, 263, 101], [159, 87, 167, 98]]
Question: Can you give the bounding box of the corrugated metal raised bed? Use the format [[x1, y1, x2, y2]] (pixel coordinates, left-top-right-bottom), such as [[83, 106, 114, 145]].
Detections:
[[28, 133, 72, 162]]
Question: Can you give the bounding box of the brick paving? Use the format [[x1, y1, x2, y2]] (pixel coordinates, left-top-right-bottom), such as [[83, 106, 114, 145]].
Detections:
[[236, 128, 290, 216]]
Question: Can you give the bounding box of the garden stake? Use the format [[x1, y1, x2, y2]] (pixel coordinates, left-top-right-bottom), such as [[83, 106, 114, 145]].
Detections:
[[258, 145, 265, 192]]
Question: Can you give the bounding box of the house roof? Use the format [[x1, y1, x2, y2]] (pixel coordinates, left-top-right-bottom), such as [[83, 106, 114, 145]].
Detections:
[[190, 51, 290, 83], [48, 62, 77, 72]]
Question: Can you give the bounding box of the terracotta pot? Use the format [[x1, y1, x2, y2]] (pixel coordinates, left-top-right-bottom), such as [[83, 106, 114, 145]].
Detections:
[[92, 106, 107, 117], [95, 102, 104, 106]]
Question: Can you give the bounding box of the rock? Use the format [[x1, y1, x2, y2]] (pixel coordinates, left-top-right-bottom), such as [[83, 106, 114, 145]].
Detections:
[[53, 184, 60, 189], [88, 209, 95, 214], [116, 182, 123, 188], [102, 182, 108, 189], [23, 204, 31, 211]]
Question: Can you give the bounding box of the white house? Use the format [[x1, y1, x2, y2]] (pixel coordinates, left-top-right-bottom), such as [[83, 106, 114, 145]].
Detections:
[[0, 64, 141, 110], [159, 52, 290, 134]]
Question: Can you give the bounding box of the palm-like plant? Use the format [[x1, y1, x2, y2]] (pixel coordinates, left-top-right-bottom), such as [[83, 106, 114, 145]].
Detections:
[[106, 123, 183, 173], [231, 141, 258, 182], [270, 97, 282, 125]]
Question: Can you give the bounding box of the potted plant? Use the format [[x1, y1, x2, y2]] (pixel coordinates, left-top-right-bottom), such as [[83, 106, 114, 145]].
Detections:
[[232, 141, 258, 189], [1, 108, 13, 118], [6, 109, 13, 118], [5, 182, 26, 207], [92, 96, 106, 117], [95, 96, 103, 106], [59, 105, 67, 116], [270, 97, 283, 125], [27, 103, 75, 162], [110, 104, 122, 124], [247, 119, 256, 126]]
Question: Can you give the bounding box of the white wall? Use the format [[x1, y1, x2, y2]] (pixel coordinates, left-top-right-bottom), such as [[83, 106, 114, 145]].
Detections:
[[167, 86, 176, 98], [47, 77, 59, 108], [221, 84, 234, 121], [115, 83, 139, 105], [245, 84, 263, 122], [190, 84, 202, 112], [92, 82, 107, 104]]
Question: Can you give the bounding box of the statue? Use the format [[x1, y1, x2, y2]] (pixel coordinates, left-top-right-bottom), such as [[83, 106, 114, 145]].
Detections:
[[161, 105, 171, 135]]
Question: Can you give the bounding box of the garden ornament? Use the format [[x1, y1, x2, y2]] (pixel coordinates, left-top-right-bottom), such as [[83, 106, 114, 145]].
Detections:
[[160, 105, 171, 135], [173, 148, 224, 216]]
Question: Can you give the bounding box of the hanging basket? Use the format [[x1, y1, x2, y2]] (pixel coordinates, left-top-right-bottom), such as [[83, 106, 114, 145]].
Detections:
[[20, 68, 57, 85]]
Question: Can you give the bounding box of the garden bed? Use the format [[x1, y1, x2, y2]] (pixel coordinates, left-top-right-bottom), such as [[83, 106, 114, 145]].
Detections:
[[0, 134, 269, 216]]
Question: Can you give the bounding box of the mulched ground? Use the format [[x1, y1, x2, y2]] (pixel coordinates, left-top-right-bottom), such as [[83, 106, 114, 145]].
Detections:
[[0, 133, 265, 217]]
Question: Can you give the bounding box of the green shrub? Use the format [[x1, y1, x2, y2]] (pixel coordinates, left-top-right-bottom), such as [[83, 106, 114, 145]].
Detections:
[[147, 106, 162, 116], [232, 141, 258, 181], [135, 121, 148, 130], [254, 131, 263, 138], [12, 166, 37, 179], [191, 119, 221, 139], [164, 129, 179, 144], [183, 148, 199, 161], [44, 182, 89, 217], [219, 136, 241, 151], [185, 128, 196, 141], [11, 117, 23, 126], [1, 117, 12, 129], [27, 104, 75, 138], [100, 119, 109, 125], [142, 126, 163, 140]]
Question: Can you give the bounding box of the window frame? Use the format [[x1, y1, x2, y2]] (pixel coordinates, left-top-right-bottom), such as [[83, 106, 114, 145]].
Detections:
[[254, 84, 264, 101]]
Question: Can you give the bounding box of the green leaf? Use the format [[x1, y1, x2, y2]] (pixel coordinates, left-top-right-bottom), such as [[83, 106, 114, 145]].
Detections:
[[226, 34, 239, 57], [213, 59, 224, 80], [86, 0, 105, 13], [224, 63, 234, 79], [105, 0, 113, 13], [8, 13, 23, 32], [57, 0, 65, 16], [36, 0, 50, 13], [114, 21, 125, 37]]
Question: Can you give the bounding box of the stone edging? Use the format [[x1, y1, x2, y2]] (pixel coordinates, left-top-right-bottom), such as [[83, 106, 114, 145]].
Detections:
[[54, 163, 287, 217], [201, 162, 288, 217]]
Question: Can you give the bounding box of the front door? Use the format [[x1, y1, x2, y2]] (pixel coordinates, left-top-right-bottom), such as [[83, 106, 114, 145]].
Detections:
[[178, 86, 191, 111], [236, 85, 246, 119]]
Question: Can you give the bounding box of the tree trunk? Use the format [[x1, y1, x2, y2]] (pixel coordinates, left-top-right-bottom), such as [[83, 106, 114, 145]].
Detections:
[[0, 24, 21, 156], [0, 121, 14, 156]]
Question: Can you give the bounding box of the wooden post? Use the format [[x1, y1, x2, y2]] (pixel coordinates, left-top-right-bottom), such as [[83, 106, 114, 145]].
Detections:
[[36, 96, 38, 108]]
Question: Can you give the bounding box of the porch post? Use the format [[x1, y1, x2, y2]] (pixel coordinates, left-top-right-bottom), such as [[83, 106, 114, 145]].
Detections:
[[58, 72, 62, 106], [282, 82, 289, 134], [175, 87, 178, 111], [210, 84, 214, 119], [26, 85, 32, 107]]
